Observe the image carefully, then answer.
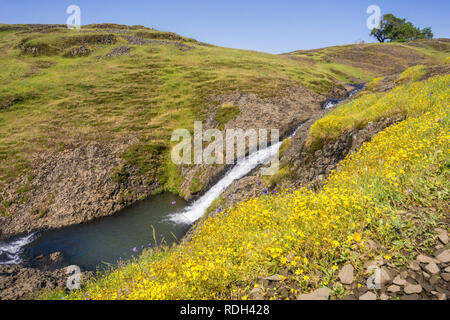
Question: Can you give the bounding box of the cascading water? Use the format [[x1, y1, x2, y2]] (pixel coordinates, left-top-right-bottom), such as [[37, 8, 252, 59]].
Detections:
[[0, 84, 363, 269], [169, 124, 303, 224], [322, 84, 365, 110], [0, 233, 36, 265], [0, 125, 303, 268]]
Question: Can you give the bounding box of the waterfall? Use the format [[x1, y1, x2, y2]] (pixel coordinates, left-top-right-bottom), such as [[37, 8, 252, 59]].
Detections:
[[169, 124, 303, 224], [0, 233, 35, 265]]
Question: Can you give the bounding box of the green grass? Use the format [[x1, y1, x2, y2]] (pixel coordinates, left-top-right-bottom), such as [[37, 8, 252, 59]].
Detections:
[[215, 103, 241, 129], [307, 74, 449, 153], [189, 178, 204, 195], [396, 65, 428, 83], [0, 24, 447, 198], [64, 74, 449, 300]]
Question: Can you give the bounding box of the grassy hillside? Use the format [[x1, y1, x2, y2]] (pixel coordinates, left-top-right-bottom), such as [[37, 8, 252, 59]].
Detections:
[[287, 39, 450, 77], [306, 64, 449, 153], [0, 24, 448, 202], [61, 73, 449, 300]]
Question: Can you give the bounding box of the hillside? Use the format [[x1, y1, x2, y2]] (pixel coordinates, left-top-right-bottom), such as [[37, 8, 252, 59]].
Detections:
[[67, 71, 449, 300], [0, 24, 449, 300], [0, 24, 449, 240]]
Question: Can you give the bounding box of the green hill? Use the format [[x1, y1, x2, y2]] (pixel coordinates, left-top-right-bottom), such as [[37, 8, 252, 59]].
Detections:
[[0, 24, 449, 301]]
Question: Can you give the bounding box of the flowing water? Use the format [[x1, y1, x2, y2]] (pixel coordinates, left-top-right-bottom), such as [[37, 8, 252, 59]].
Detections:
[[0, 84, 365, 271], [0, 194, 188, 270], [0, 125, 302, 271], [322, 84, 365, 109]]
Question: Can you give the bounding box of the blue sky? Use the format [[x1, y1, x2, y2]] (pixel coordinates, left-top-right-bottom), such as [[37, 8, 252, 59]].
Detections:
[[1, 0, 449, 53]]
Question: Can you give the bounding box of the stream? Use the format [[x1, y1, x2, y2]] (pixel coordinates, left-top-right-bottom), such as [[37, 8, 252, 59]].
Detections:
[[0, 84, 364, 271], [0, 128, 299, 271]]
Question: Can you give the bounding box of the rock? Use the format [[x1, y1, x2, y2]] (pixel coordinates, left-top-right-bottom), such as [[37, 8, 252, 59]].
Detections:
[[49, 251, 64, 263], [444, 266, 450, 273], [409, 260, 421, 271], [435, 228, 449, 245], [0, 141, 158, 241], [250, 287, 264, 300], [364, 259, 384, 269], [424, 262, 440, 275], [430, 275, 440, 286], [338, 264, 354, 285], [297, 287, 330, 300], [0, 265, 69, 300], [436, 286, 450, 296], [64, 45, 92, 57], [422, 282, 433, 293], [441, 273, 450, 282], [404, 283, 423, 294], [400, 294, 420, 300], [277, 287, 289, 299], [105, 46, 132, 58], [380, 293, 390, 301], [435, 292, 447, 300], [434, 249, 450, 264], [416, 254, 439, 264], [387, 285, 401, 293], [359, 292, 377, 300], [263, 274, 282, 282], [423, 272, 431, 279], [379, 268, 393, 284], [32, 251, 65, 271], [393, 276, 407, 286], [365, 240, 379, 251]]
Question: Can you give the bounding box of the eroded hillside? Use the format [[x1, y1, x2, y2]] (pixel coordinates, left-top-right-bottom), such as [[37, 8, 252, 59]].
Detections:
[[0, 23, 448, 239]]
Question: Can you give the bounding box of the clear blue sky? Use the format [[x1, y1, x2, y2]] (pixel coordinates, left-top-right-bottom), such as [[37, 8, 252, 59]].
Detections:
[[1, 0, 449, 53]]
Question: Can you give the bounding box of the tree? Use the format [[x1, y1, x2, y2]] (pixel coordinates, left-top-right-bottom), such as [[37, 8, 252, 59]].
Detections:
[[420, 27, 434, 40], [370, 14, 433, 43]]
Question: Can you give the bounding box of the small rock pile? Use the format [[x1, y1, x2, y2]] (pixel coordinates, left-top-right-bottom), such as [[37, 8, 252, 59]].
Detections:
[[340, 227, 449, 300], [105, 46, 133, 58], [249, 228, 449, 301], [64, 45, 92, 57], [123, 36, 195, 51]]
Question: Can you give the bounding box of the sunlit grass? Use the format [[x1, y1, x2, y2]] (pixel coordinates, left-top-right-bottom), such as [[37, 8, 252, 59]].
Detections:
[[306, 74, 449, 153], [1, 26, 391, 192], [66, 74, 449, 300]]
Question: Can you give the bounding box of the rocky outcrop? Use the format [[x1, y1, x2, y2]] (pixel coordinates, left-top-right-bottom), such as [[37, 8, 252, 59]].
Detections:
[[0, 140, 160, 240], [0, 262, 92, 300], [63, 45, 92, 57], [179, 84, 354, 201], [286, 117, 405, 190], [197, 113, 404, 219]]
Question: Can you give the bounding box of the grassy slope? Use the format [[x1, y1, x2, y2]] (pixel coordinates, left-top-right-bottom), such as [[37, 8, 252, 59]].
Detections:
[[61, 72, 449, 300], [288, 39, 450, 77], [0, 25, 335, 190], [0, 25, 448, 201], [307, 64, 448, 153]]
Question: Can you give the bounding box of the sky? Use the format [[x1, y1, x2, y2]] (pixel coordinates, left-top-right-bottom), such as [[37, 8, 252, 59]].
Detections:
[[1, 0, 449, 54]]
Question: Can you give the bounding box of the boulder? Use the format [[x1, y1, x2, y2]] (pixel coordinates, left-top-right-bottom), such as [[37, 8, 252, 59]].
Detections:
[[297, 287, 330, 300], [338, 264, 354, 285]]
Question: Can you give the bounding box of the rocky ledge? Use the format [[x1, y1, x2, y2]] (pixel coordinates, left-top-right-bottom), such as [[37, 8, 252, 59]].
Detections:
[[0, 251, 92, 300]]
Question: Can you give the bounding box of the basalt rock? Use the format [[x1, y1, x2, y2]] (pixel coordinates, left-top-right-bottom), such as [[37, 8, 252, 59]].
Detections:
[[0, 264, 92, 300]]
